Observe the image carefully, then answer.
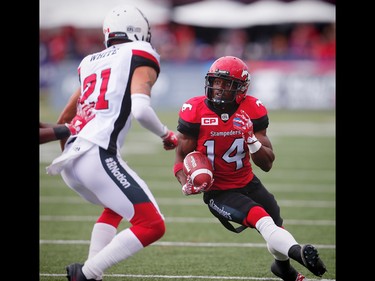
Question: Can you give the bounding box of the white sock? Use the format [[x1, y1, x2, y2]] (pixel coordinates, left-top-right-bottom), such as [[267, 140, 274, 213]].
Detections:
[[267, 242, 289, 260], [88, 223, 117, 259], [256, 216, 298, 256], [82, 228, 144, 279]]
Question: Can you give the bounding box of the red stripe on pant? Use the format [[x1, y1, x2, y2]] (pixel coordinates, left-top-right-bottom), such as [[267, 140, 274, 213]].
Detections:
[[130, 202, 166, 247]]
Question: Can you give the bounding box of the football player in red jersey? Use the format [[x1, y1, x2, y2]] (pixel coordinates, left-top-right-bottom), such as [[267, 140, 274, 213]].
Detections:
[[173, 56, 326, 281], [45, 4, 177, 281]]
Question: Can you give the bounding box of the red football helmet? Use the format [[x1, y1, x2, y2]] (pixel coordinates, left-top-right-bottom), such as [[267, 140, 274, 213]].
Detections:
[[205, 56, 251, 107]]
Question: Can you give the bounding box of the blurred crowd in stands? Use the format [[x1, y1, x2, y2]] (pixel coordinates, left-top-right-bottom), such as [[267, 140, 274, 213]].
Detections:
[[40, 22, 335, 64]]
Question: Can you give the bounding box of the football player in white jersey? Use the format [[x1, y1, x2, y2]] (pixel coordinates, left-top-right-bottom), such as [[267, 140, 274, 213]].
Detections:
[[46, 5, 178, 281]]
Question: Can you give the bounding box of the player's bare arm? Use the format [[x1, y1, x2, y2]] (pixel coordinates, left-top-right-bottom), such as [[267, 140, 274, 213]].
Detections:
[[131, 65, 178, 150], [130, 66, 157, 97], [56, 87, 81, 150], [251, 129, 275, 172], [174, 132, 197, 186], [57, 87, 81, 124], [40, 122, 55, 129], [39, 122, 69, 144], [40, 105, 95, 145]]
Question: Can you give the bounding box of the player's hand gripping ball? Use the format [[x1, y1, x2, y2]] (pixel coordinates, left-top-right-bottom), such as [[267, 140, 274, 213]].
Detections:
[[183, 151, 214, 192]]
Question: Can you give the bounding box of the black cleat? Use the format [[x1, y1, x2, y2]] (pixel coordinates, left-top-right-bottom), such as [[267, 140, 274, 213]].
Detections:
[[301, 244, 327, 277], [271, 261, 305, 281], [66, 263, 101, 281]]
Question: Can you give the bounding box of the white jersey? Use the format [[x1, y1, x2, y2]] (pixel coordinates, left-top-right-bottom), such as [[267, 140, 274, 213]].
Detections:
[[76, 41, 160, 153], [47, 41, 160, 175]]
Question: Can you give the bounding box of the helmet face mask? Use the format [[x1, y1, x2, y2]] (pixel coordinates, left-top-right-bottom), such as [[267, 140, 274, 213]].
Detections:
[[205, 56, 251, 108], [103, 5, 151, 48], [206, 76, 244, 105]]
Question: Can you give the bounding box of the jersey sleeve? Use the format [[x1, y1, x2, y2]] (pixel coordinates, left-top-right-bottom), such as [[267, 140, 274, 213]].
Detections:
[[131, 49, 160, 75], [241, 96, 269, 132], [177, 96, 206, 138]]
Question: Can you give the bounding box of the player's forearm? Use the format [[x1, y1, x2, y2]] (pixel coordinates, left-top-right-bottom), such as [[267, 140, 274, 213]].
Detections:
[[174, 169, 187, 186], [57, 88, 81, 124], [131, 93, 168, 137], [39, 125, 70, 144], [251, 145, 275, 172]]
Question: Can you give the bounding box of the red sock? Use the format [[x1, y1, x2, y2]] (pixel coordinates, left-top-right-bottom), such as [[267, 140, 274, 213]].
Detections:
[[246, 206, 270, 227]]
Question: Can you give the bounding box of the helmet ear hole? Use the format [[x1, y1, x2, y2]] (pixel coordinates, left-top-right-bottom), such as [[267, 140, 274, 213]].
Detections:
[[146, 31, 151, 43]]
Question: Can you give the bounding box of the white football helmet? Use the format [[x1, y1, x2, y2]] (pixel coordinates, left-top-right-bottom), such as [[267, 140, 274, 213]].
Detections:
[[103, 4, 151, 47]]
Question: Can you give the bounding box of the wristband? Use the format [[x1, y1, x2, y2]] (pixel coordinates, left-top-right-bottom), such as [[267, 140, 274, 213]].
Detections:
[[53, 125, 71, 140], [249, 141, 262, 154], [246, 134, 258, 145], [173, 162, 183, 176]]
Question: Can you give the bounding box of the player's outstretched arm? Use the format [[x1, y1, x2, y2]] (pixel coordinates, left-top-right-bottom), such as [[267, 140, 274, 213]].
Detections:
[[39, 123, 70, 144], [56, 87, 81, 150], [40, 105, 95, 145], [130, 66, 177, 150], [173, 132, 197, 192]]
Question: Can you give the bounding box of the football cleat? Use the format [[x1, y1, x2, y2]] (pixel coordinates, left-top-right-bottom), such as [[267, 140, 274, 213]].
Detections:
[[301, 244, 327, 277], [271, 261, 304, 281], [66, 263, 101, 281]]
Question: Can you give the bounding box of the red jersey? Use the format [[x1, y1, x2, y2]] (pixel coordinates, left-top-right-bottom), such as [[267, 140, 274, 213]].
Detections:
[[177, 95, 268, 191]]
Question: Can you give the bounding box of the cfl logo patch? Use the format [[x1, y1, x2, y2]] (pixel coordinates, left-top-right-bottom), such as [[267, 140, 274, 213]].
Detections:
[[201, 117, 218, 125]]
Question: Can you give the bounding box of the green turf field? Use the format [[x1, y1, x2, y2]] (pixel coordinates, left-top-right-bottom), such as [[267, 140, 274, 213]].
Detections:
[[40, 104, 335, 281]]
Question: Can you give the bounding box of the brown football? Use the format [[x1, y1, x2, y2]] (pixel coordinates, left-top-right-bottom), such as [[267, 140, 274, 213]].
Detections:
[[183, 151, 213, 189]]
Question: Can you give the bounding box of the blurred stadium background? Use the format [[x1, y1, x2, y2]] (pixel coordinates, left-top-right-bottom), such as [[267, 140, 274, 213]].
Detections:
[[40, 0, 335, 113]]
